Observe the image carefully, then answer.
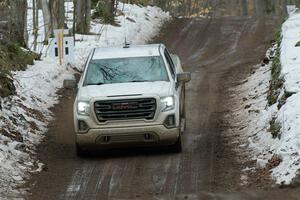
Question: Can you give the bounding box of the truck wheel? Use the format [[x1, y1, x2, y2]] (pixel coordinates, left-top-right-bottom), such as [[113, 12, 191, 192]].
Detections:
[[76, 144, 87, 157], [182, 87, 186, 118], [180, 87, 186, 133], [170, 135, 182, 153]]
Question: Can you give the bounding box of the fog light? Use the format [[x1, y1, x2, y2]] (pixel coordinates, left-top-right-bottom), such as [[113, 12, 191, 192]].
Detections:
[[144, 133, 154, 140], [145, 134, 150, 140], [103, 136, 110, 143], [163, 115, 176, 129], [78, 120, 89, 133]]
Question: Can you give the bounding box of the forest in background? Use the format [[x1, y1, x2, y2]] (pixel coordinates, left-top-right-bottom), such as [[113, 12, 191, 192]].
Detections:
[[0, 0, 299, 89], [2, 0, 299, 48]]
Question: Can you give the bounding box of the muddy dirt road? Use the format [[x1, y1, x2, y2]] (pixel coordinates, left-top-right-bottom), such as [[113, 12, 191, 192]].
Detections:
[[23, 2, 300, 200]]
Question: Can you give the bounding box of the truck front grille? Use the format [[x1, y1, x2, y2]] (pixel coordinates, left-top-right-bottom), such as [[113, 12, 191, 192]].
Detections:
[[94, 98, 157, 122]]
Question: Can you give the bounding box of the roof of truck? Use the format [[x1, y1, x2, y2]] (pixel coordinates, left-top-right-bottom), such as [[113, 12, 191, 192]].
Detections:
[[92, 44, 164, 60]]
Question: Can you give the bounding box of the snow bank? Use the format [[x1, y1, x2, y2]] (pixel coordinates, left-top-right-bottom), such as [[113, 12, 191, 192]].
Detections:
[[0, 1, 170, 198], [232, 9, 300, 185], [281, 11, 300, 93], [272, 9, 300, 184], [273, 92, 300, 183], [0, 59, 71, 197]]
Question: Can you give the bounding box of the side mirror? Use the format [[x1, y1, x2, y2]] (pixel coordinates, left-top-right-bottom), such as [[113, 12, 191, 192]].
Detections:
[[63, 78, 77, 89], [177, 72, 191, 83]]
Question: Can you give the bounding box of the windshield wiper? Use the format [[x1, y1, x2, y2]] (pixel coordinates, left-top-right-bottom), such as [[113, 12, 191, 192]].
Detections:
[[131, 80, 147, 82], [84, 82, 105, 86]]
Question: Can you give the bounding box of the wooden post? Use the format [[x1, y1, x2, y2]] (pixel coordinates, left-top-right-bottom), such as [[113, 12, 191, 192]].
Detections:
[[57, 30, 64, 65]]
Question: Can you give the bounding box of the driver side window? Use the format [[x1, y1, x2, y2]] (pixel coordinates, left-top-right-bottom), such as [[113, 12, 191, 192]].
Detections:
[[164, 49, 176, 80]]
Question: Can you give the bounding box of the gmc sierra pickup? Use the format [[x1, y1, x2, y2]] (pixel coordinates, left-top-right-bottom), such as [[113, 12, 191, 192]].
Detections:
[[64, 44, 191, 156]]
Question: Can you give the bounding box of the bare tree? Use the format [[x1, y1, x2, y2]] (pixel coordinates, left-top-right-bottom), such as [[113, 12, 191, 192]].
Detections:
[[75, 0, 91, 34], [49, 0, 65, 29], [0, 1, 9, 42], [40, 0, 52, 41], [8, 0, 27, 46], [33, 0, 39, 50]]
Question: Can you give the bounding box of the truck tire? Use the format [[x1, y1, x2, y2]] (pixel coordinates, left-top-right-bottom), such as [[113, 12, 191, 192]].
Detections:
[[180, 86, 186, 133], [76, 144, 87, 157], [170, 135, 182, 153]]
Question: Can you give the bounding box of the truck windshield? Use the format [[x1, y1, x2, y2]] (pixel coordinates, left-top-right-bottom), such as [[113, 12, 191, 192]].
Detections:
[[83, 56, 169, 86]]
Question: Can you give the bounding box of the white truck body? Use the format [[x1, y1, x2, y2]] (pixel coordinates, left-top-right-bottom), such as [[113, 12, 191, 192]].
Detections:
[[64, 44, 191, 155]]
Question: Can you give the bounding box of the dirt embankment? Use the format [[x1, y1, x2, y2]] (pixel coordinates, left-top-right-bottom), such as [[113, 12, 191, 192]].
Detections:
[[0, 43, 38, 97]]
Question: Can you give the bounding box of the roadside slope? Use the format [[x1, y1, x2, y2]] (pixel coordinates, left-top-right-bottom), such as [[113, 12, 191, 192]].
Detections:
[[218, 7, 300, 186]]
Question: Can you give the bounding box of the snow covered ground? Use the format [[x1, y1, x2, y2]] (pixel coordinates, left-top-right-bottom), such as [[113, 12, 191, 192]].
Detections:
[[273, 8, 300, 184], [0, 2, 170, 198], [230, 8, 300, 185]]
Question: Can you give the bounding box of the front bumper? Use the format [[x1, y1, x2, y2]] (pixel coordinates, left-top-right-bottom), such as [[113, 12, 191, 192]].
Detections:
[[76, 124, 180, 149]]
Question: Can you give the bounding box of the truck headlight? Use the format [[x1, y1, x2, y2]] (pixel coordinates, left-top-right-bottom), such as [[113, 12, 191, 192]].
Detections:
[[161, 96, 175, 111], [77, 101, 90, 115]]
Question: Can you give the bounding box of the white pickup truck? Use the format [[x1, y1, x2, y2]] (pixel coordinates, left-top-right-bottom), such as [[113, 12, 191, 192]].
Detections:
[[64, 44, 191, 156]]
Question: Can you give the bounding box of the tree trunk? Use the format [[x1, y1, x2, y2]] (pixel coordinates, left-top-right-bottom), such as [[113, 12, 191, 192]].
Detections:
[[110, 0, 115, 17], [49, 0, 65, 29], [40, 0, 52, 41], [107, 0, 115, 24], [33, 0, 39, 50], [85, 0, 91, 32], [33, 0, 36, 33], [9, 0, 27, 47], [75, 0, 83, 33], [75, 0, 91, 34], [37, 0, 42, 9], [242, 0, 248, 16]]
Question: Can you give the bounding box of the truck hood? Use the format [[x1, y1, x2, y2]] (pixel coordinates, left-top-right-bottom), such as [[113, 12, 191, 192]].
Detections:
[[78, 81, 172, 99]]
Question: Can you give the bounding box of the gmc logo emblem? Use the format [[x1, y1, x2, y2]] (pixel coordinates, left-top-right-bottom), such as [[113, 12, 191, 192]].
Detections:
[[112, 102, 138, 110]]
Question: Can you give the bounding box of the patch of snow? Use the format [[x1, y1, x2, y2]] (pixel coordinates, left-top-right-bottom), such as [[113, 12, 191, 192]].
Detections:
[[270, 10, 300, 184], [0, 1, 170, 198], [281, 12, 300, 93], [240, 174, 248, 186], [272, 92, 300, 184]]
